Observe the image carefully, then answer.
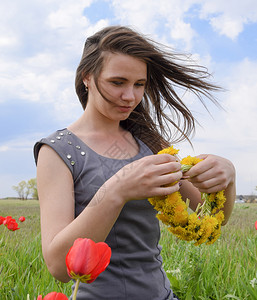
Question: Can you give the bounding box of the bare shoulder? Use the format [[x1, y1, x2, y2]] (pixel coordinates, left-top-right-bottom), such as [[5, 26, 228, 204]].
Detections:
[[37, 144, 75, 249], [37, 144, 74, 209], [37, 144, 65, 165]]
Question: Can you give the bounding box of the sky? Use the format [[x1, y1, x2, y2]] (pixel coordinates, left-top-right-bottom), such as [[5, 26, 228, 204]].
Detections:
[[0, 0, 257, 198]]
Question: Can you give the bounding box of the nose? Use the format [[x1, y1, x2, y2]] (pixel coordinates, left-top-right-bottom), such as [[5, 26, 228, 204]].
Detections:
[[121, 86, 136, 103]]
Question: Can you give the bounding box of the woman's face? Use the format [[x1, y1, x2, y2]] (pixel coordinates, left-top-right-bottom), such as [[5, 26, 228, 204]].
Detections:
[[85, 52, 147, 122]]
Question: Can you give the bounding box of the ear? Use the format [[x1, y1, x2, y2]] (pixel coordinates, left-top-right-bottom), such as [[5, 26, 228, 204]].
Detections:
[[83, 74, 92, 88], [83, 78, 88, 87]]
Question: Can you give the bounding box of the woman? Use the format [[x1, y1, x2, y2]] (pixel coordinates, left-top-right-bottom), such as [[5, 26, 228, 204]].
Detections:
[[34, 25, 235, 299]]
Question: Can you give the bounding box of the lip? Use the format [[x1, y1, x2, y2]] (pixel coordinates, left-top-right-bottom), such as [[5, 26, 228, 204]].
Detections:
[[117, 106, 132, 112]]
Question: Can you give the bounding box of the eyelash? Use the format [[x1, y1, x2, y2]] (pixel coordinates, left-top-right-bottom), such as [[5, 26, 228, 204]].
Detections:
[[112, 81, 123, 86], [111, 81, 145, 87], [135, 83, 145, 87]]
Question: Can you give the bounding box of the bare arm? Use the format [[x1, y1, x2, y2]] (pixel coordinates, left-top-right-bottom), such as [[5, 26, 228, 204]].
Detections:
[[37, 145, 182, 282]]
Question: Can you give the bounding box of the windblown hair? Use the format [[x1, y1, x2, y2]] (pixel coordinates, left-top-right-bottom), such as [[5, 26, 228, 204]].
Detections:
[[75, 25, 221, 153]]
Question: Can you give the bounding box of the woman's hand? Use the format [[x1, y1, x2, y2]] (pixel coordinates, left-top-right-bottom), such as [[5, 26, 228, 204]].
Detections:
[[111, 153, 183, 203], [183, 154, 236, 194]]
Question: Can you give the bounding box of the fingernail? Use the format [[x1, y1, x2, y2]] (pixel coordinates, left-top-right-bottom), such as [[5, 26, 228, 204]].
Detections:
[[179, 182, 182, 187]]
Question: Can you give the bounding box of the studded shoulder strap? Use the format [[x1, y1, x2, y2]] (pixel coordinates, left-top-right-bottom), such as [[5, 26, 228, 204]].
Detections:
[[33, 128, 87, 180]]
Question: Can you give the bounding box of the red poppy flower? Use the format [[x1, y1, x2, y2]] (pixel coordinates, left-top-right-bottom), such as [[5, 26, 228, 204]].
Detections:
[[37, 292, 68, 300], [19, 216, 26, 222], [3, 216, 20, 231], [255, 220, 257, 230], [66, 238, 111, 284], [0, 216, 5, 225]]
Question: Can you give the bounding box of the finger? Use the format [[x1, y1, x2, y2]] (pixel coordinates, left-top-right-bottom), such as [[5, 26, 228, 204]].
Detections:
[[154, 182, 181, 197], [195, 154, 208, 160], [154, 153, 178, 164], [184, 160, 212, 178], [155, 171, 183, 187], [187, 168, 214, 183], [156, 161, 182, 175], [196, 183, 225, 194], [190, 177, 218, 190]]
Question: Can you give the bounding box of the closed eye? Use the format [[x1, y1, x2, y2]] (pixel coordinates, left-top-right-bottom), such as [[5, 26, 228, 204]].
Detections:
[[135, 82, 145, 87], [111, 81, 123, 86]]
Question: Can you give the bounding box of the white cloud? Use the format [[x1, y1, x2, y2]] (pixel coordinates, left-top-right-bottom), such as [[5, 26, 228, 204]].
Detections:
[[210, 15, 244, 40], [0, 146, 9, 152], [109, 0, 257, 46], [223, 59, 257, 144], [176, 58, 257, 195], [0, 134, 36, 152], [0, 134, 40, 198], [199, 0, 257, 39], [0, 36, 18, 47], [110, 0, 197, 50], [0, 0, 110, 123], [1, 0, 257, 197]]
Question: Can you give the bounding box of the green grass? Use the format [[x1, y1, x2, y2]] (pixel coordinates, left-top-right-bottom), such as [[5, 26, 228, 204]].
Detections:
[[160, 203, 257, 299], [0, 200, 72, 299], [0, 200, 257, 299]]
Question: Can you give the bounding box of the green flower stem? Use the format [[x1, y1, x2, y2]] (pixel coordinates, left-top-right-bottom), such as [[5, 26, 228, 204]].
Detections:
[[195, 202, 202, 215], [72, 279, 80, 300], [181, 164, 192, 172], [181, 164, 212, 218], [185, 198, 190, 208], [197, 193, 211, 218]]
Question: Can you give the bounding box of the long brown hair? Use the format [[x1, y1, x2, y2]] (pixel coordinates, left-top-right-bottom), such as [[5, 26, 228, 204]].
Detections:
[[75, 25, 221, 153]]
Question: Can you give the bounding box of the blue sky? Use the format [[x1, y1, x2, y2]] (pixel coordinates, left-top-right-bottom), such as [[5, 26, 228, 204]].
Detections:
[[0, 0, 257, 198]]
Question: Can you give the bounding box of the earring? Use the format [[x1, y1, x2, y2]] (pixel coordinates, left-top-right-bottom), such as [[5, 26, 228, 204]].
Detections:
[[85, 85, 88, 93]]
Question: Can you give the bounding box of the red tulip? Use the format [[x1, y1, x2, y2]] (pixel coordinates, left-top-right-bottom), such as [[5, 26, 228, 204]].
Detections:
[[19, 216, 26, 222], [0, 216, 5, 225], [37, 292, 68, 300], [3, 216, 20, 231], [255, 220, 257, 230], [3, 216, 12, 224], [66, 238, 111, 284]]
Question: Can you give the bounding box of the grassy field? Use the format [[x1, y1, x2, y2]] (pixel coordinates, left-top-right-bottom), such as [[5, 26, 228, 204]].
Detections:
[[0, 199, 257, 299]]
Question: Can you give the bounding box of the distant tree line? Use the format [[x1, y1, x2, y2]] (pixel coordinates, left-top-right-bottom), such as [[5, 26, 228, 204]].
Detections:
[[12, 178, 38, 200]]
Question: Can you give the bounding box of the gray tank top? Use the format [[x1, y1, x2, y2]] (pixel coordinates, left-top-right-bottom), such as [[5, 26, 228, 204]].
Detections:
[[34, 128, 174, 300]]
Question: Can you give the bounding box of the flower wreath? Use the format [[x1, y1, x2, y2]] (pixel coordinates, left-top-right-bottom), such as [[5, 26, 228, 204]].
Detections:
[[148, 146, 226, 246]]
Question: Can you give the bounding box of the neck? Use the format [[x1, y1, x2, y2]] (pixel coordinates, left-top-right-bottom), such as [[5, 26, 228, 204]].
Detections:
[[68, 110, 125, 137]]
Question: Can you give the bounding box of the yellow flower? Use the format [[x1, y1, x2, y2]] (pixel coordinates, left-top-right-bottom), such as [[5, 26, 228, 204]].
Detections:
[[158, 146, 179, 156], [157, 213, 171, 226], [165, 192, 181, 209], [148, 196, 166, 211], [181, 156, 203, 166], [148, 146, 226, 246], [172, 203, 188, 226], [181, 156, 203, 172]]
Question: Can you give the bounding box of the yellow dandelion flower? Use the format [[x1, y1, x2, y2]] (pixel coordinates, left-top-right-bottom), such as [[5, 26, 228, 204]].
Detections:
[[181, 156, 203, 173], [215, 211, 225, 224], [215, 191, 226, 210], [208, 193, 215, 202], [158, 146, 179, 156], [206, 226, 221, 245], [187, 213, 201, 240], [148, 196, 166, 211], [165, 192, 181, 209], [157, 213, 171, 226], [148, 146, 226, 246], [172, 203, 188, 226], [169, 226, 193, 241]]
